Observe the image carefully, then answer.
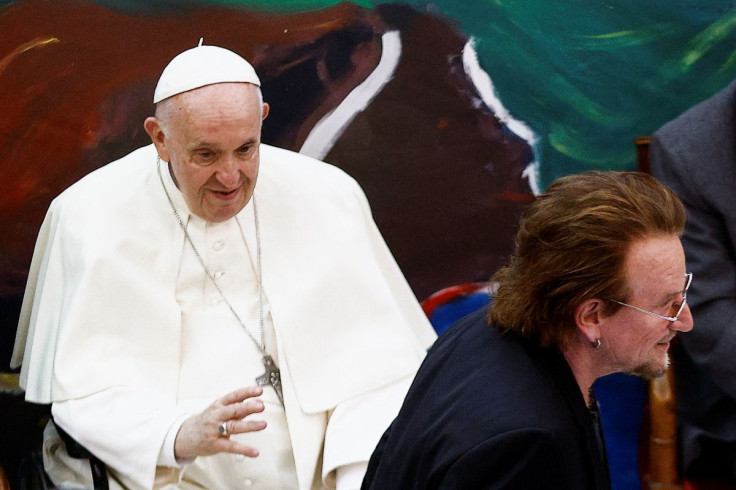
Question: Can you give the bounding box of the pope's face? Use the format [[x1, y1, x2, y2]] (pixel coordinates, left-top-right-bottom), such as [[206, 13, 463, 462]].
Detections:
[[599, 234, 694, 379], [146, 82, 269, 222]]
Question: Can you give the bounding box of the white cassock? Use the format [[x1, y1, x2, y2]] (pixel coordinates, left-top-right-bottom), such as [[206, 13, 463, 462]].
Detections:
[[12, 144, 437, 489]]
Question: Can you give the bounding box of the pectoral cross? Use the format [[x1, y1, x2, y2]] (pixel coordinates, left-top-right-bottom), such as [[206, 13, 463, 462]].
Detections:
[[256, 355, 284, 406]]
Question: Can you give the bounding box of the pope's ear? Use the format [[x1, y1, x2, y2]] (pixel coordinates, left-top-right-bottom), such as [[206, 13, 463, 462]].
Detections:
[[574, 298, 604, 345], [144, 117, 170, 162], [261, 102, 270, 121]]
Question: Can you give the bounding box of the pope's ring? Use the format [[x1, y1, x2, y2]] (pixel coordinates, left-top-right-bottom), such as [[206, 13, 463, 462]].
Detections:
[[219, 421, 229, 437]]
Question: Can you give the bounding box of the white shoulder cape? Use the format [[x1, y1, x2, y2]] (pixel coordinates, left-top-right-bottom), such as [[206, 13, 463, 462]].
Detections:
[[12, 144, 436, 414]]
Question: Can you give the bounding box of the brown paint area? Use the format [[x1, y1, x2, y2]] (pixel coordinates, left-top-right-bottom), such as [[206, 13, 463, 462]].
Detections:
[[0, 0, 361, 294], [0, 0, 533, 363], [323, 6, 534, 299]]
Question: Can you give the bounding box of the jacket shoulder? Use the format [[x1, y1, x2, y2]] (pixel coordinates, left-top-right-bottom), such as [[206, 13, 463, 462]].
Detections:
[[654, 81, 736, 151]]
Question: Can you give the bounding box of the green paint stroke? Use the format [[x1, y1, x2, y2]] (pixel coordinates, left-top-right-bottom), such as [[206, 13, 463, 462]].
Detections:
[[548, 122, 629, 167], [571, 24, 673, 50], [720, 48, 736, 73], [547, 74, 631, 128], [681, 7, 736, 70]]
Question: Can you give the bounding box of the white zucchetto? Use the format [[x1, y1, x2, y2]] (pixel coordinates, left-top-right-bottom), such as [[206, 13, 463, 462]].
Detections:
[[153, 42, 261, 103]]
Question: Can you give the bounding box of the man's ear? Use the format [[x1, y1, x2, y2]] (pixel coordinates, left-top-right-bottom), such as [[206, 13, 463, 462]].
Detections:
[[261, 102, 270, 121], [144, 117, 170, 162], [574, 298, 605, 345]]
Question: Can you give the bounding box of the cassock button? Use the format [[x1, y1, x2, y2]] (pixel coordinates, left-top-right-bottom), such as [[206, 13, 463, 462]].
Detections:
[[212, 241, 225, 251], [214, 271, 225, 280], [234, 454, 245, 461], [210, 298, 221, 307], [243, 478, 253, 486]]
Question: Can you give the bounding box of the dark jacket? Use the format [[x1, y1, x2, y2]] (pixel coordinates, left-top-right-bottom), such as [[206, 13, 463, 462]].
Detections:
[[361, 308, 611, 490], [650, 80, 736, 475]]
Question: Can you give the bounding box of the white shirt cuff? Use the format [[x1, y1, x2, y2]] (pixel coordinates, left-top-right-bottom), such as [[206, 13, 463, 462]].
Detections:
[[157, 413, 193, 467]]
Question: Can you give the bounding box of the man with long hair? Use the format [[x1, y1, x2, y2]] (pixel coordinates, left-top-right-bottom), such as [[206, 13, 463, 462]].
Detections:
[[362, 171, 693, 489]]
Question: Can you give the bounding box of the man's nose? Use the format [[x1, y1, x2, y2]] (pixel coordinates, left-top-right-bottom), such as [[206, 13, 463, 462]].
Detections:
[[216, 155, 240, 187], [672, 303, 694, 332]]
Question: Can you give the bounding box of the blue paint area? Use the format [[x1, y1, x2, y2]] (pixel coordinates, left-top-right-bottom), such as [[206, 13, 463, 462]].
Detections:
[[427, 292, 644, 490]]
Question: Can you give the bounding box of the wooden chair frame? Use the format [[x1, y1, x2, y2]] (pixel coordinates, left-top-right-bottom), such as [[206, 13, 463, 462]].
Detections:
[[636, 135, 682, 490]]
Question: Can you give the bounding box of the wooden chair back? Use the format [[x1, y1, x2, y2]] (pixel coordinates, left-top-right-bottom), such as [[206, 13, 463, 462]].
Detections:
[[635, 135, 682, 490], [0, 465, 9, 490]]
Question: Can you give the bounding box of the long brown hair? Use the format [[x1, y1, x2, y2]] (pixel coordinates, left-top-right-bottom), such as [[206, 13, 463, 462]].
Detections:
[[489, 171, 686, 349]]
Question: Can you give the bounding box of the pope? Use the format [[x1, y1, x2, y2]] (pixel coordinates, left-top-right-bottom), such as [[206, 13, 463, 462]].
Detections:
[[12, 41, 436, 489]]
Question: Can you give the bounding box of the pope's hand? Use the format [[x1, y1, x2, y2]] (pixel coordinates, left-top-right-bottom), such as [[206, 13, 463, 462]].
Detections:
[[174, 385, 267, 461]]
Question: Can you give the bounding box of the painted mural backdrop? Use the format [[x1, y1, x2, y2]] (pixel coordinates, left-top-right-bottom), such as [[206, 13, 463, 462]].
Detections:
[[2, 0, 736, 368]]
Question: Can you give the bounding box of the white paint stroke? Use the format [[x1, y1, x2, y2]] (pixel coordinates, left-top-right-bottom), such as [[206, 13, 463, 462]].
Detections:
[[522, 161, 542, 196], [299, 30, 402, 161], [462, 37, 541, 195]]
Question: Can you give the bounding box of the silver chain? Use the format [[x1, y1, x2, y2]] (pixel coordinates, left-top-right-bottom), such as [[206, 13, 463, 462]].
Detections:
[[156, 157, 266, 353]]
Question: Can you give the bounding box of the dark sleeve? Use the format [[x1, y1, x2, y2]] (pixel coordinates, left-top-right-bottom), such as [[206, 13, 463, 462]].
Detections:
[[439, 428, 577, 490], [650, 132, 736, 399]]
